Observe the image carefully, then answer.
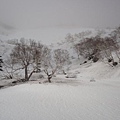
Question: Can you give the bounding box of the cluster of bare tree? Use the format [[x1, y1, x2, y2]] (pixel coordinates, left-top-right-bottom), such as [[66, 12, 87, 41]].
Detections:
[[65, 31, 92, 44], [72, 26, 120, 66], [2, 38, 70, 82]]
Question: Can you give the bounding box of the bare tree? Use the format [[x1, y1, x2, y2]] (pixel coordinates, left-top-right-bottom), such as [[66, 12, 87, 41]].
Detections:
[[1, 56, 23, 79], [53, 49, 70, 74], [30, 40, 44, 72], [10, 39, 37, 81], [65, 33, 75, 43], [111, 26, 120, 40], [42, 48, 70, 83], [74, 43, 81, 59], [42, 47, 55, 83]]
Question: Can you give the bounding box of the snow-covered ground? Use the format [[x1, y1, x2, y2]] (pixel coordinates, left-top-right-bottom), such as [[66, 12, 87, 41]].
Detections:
[[0, 79, 120, 120]]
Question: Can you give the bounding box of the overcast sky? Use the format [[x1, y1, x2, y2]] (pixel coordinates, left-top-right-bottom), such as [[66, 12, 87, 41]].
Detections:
[[0, 0, 120, 29]]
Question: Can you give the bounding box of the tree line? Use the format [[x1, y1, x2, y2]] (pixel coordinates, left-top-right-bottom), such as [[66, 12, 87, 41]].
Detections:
[[1, 38, 70, 83]]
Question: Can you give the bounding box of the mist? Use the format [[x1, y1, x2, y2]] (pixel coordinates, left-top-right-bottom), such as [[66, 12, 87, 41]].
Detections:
[[0, 0, 120, 29]]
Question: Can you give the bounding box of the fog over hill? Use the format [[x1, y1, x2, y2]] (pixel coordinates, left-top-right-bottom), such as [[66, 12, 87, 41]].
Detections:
[[0, 0, 119, 44]]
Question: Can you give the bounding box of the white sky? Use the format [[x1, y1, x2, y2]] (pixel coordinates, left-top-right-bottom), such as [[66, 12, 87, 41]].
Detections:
[[0, 0, 120, 29]]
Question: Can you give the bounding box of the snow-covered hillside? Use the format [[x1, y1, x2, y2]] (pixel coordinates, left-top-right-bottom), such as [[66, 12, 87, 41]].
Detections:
[[3, 27, 95, 45], [0, 26, 112, 44], [0, 26, 94, 57]]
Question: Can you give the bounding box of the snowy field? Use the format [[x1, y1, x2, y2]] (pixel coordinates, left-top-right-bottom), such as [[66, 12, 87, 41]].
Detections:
[[0, 78, 120, 120]]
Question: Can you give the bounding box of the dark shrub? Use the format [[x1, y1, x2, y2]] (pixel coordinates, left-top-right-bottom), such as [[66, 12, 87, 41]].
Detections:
[[0, 85, 4, 89], [108, 59, 113, 62], [88, 55, 94, 60], [84, 61, 87, 64], [113, 62, 118, 66], [12, 81, 18, 84], [92, 57, 99, 62]]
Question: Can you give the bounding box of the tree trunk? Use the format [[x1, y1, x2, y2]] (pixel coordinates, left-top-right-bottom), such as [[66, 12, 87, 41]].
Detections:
[[48, 75, 52, 83], [28, 70, 35, 81], [63, 70, 66, 75], [25, 66, 28, 81], [48, 78, 51, 83]]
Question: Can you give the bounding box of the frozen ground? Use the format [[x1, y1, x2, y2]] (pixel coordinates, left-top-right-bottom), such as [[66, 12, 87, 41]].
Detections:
[[0, 78, 120, 120]]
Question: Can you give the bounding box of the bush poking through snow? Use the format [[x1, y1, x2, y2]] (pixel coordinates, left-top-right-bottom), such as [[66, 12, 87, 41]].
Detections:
[[90, 78, 96, 82], [75, 71, 80, 74], [39, 74, 44, 79], [92, 57, 99, 63], [66, 73, 77, 78]]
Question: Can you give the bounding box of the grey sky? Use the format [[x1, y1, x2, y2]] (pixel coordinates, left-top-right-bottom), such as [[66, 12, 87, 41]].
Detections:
[[0, 0, 120, 29]]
